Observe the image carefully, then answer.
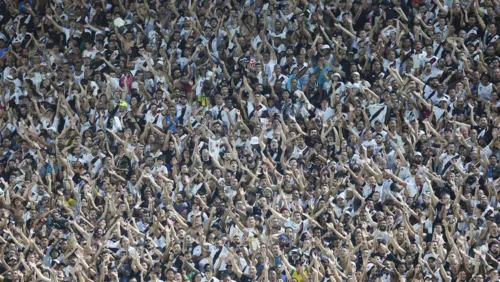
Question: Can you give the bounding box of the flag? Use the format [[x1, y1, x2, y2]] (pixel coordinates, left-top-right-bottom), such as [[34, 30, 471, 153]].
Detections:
[[190, 116, 200, 128], [367, 104, 387, 127], [440, 154, 460, 175], [75, 193, 81, 218], [209, 137, 221, 160], [111, 116, 123, 132], [434, 107, 446, 121]]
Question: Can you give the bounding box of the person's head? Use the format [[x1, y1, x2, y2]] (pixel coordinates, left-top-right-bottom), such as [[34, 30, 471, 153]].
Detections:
[[204, 266, 214, 279], [292, 211, 302, 223], [379, 218, 387, 231], [247, 265, 257, 277]]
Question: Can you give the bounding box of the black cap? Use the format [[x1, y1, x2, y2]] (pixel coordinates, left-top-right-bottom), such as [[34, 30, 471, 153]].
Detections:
[[481, 72, 491, 79]]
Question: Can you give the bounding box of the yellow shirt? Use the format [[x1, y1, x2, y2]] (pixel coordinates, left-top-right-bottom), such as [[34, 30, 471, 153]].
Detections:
[[291, 269, 308, 282], [65, 198, 76, 207]]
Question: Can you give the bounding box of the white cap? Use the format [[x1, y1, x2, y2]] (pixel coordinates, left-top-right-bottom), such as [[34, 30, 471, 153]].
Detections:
[[423, 253, 437, 261], [439, 97, 448, 103], [321, 44, 331, 49]]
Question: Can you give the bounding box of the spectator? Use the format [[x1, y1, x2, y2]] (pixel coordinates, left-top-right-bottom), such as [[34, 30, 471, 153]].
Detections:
[[0, 0, 500, 281]]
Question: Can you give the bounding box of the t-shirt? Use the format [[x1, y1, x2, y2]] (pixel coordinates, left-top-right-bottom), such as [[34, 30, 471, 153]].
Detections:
[[478, 82, 493, 100], [313, 65, 332, 86], [201, 277, 220, 282], [291, 269, 309, 282], [62, 27, 81, 42], [240, 274, 256, 282], [363, 182, 385, 199], [284, 218, 309, 234]]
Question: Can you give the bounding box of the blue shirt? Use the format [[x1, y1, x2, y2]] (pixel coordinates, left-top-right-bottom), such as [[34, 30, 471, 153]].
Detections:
[[313, 66, 333, 86], [0, 48, 8, 57], [273, 256, 282, 266], [286, 73, 302, 91], [165, 115, 179, 133]]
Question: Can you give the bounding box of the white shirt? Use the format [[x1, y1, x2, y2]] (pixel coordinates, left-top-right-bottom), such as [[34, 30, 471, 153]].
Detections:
[[208, 244, 229, 271], [116, 246, 137, 255], [363, 182, 385, 199], [63, 27, 81, 42], [221, 108, 238, 127], [144, 110, 164, 127], [284, 218, 309, 234], [246, 102, 267, 119], [264, 59, 278, 81], [201, 277, 220, 282], [478, 82, 493, 100], [422, 69, 443, 83], [210, 104, 225, 119], [382, 58, 401, 71], [361, 139, 377, 148], [82, 48, 96, 59], [291, 144, 310, 159], [439, 152, 459, 174], [187, 210, 208, 223]]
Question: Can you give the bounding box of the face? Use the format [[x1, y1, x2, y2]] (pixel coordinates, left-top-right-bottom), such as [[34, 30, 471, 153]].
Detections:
[[249, 266, 257, 277]]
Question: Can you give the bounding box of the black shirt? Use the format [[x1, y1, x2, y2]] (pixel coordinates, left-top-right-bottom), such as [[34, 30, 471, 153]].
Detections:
[[473, 124, 493, 144], [240, 274, 256, 282], [305, 135, 321, 148], [365, 70, 387, 84], [465, 23, 485, 38], [162, 149, 176, 165], [265, 147, 283, 162]]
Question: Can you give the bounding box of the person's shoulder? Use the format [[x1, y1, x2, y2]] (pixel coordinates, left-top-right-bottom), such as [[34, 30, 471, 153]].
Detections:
[[241, 274, 255, 280]]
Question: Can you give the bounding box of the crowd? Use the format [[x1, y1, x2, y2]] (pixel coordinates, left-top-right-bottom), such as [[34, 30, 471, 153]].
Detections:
[[0, 0, 499, 281]]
